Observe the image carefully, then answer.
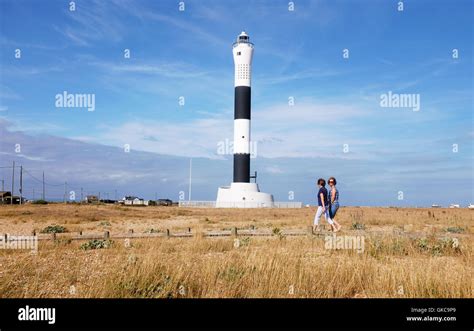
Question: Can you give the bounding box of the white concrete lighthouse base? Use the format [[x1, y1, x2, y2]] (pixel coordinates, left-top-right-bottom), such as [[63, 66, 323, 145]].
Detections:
[[215, 183, 274, 208]]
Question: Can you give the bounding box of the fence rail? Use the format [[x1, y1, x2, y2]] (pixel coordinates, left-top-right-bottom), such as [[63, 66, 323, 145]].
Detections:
[[3, 226, 469, 243], [178, 201, 303, 208]]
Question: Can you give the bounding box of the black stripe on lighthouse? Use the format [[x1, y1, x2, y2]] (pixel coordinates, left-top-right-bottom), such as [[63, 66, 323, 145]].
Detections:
[[234, 86, 251, 119], [233, 154, 250, 182]]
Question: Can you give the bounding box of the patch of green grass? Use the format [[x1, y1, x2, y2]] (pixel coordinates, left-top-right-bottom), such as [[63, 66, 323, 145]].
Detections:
[[446, 227, 465, 234], [272, 227, 285, 240], [351, 222, 365, 230], [41, 225, 67, 233], [80, 239, 113, 250], [219, 266, 246, 282], [416, 237, 460, 256], [32, 200, 48, 205]]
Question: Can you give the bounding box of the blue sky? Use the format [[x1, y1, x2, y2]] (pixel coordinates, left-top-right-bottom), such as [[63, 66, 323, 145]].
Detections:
[[0, 0, 472, 206]]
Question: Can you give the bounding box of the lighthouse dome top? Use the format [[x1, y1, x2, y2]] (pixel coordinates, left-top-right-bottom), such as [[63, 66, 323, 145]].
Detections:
[[234, 31, 253, 47]]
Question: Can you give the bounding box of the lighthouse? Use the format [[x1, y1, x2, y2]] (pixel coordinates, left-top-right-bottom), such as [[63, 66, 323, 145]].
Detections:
[[215, 31, 274, 208]]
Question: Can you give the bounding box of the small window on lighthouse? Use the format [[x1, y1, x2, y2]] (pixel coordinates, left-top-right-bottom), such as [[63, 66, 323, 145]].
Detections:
[[237, 52, 241, 55]]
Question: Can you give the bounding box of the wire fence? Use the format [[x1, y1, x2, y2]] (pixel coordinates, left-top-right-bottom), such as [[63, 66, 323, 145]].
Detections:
[[178, 200, 303, 208], [0, 164, 128, 202]]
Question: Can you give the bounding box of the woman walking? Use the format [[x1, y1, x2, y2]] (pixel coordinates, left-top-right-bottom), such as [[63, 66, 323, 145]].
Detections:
[[313, 178, 337, 232], [328, 177, 341, 231]]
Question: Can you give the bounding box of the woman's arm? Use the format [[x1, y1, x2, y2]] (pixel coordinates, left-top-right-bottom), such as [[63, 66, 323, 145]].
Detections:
[[320, 193, 326, 211], [331, 189, 336, 204]]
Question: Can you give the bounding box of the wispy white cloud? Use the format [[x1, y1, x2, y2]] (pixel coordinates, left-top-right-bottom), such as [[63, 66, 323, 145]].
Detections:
[[0, 85, 21, 100], [79, 99, 373, 159], [2, 65, 63, 76], [0, 151, 52, 162], [91, 61, 211, 79], [55, 0, 127, 46], [256, 68, 345, 86]]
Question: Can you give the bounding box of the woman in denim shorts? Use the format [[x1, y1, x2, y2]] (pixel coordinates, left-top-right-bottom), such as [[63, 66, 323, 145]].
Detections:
[[328, 177, 341, 231]]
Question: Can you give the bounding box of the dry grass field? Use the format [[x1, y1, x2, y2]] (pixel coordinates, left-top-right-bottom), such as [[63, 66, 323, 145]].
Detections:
[[0, 204, 472, 298]]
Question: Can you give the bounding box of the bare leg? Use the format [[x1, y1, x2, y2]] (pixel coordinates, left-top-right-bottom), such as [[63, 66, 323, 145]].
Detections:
[[325, 209, 335, 232]]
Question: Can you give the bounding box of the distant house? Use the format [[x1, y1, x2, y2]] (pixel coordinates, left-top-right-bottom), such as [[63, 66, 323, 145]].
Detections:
[[122, 196, 145, 206], [0, 191, 12, 204], [157, 199, 173, 206], [449, 204, 460, 208], [0, 192, 22, 204], [431, 204, 441, 208], [86, 195, 99, 203]]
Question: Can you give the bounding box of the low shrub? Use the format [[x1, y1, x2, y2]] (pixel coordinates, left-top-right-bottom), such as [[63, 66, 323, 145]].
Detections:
[[446, 227, 465, 234], [80, 239, 114, 250], [32, 200, 48, 205], [41, 225, 67, 233], [352, 222, 365, 230]]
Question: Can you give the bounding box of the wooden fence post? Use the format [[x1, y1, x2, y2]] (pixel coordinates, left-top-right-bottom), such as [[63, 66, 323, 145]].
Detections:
[[104, 231, 110, 239], [166, 229, 170, 238], [51, 233, 56, 241], [128, 229, 134, 234], [231, 227, 238, 237], [79, 230, 82, 236]]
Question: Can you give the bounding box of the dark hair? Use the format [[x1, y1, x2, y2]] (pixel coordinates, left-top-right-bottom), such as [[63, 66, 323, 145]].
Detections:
[[328, 177, 337, 185], [317, 178, 326, 186]]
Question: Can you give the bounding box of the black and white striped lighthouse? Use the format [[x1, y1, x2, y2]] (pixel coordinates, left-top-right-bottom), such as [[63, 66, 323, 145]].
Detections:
[[215, 31, 274, 208], [232, 31, 253, 183]]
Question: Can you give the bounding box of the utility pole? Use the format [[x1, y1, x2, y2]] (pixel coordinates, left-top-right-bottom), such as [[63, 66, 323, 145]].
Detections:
[[189, 158, 192, 201], [11, 161, 15, 205], [64, 182, 67, 203], [81, 187, 83, 202], [42, 171, 45, 201], [114, 189, 117, 201], [33, 188, 35, 200], [1, 178, 4, 191], [19, 165, 22, 205]]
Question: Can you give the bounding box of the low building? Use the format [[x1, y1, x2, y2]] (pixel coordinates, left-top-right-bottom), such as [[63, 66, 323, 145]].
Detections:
[[0, 191, 12, 204], [0, 192, 22, 204], [157, 199, 173, 206], [122, 196, 145, 205], [85, 195, 99, 203]]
